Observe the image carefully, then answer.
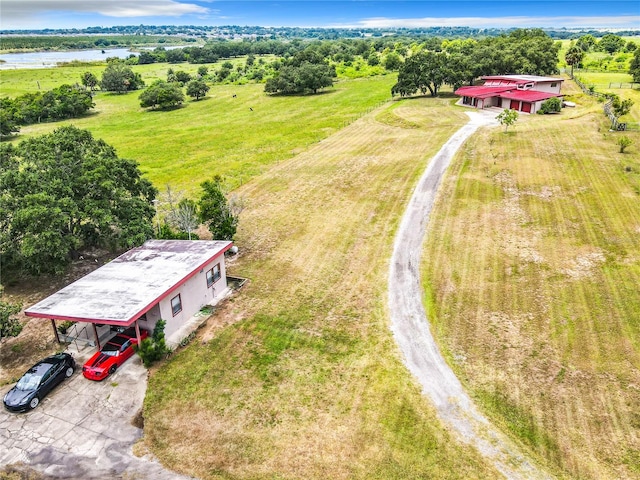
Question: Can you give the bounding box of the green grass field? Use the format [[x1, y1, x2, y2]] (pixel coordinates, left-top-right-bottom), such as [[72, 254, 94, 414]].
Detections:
[[2, 59, 639, 480], [141, 97, 503, 479], [1, 64, 396, 195], [423, 88, 640, 479]]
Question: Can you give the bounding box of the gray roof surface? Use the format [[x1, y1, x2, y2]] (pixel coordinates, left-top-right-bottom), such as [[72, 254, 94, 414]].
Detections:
[[482, 74, 564, 82], [25, 240, 232, 323]]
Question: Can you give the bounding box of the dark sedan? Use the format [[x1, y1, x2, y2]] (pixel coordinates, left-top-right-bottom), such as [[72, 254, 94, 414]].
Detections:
[[3, 352, 76, 412]]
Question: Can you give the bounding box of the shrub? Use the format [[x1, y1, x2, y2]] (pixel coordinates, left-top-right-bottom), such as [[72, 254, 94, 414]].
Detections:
[[538, 97, 562, 114], [617, 136, 633, 153], [136, 319, 169, 367], [0, 301, 23, 340]]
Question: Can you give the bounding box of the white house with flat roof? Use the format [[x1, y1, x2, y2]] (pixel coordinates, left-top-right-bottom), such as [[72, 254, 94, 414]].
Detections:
[[25, 240, 233, 350]]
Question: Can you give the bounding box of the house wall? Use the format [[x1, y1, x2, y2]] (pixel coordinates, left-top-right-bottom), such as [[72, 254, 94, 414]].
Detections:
[[157, 255, 228, 340], [137, 303, 161, 334], [531, 81, 562, 94]]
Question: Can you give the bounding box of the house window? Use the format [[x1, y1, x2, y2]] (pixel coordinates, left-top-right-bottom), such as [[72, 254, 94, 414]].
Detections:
[[551, 83, 557, 87], [207, 263, 221, 287], [171, 294, 182, 316]]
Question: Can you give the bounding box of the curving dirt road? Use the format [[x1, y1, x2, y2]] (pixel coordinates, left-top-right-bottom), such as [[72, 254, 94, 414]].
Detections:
[[388, 110, 551, 480]]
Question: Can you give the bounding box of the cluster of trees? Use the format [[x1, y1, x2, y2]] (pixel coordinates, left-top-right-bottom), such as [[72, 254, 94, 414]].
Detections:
[[0, 126, 157, 276], [0, 125, 242, 278], [0, 85, 94, 136], [0, 34, 166, 51], [264, 49, 336, 94], [156, 178, 241, 242], [138, 67, 211, 109], [565, 34, 638, 73], [100, 62, 145, 93], [392, 29, 560, 97]]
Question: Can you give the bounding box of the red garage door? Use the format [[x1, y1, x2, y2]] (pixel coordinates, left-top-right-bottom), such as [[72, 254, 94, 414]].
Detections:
[[521, 102, 532, 113], [510, 100, 519, 110]]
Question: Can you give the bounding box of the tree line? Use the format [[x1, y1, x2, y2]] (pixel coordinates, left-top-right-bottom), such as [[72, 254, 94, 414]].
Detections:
[[0, 85, 94, 136], [3, 25, 639, 41], [392, 29, 561, 97]]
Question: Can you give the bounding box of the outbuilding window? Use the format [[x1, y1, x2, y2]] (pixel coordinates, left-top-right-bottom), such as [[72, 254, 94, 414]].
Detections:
[[171, 294, 182, 316], [206, 263, 221, 287]]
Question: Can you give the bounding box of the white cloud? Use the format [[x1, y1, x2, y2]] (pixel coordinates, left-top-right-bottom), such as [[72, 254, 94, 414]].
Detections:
[[1, 0, 209, 20], [344, 15, 640, 29]]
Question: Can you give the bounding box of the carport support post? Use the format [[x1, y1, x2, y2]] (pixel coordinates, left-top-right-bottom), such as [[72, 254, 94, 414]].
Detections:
[[134, 321, 142, 345], [92, 323, 101, 350], [51, 319, 61, 344]]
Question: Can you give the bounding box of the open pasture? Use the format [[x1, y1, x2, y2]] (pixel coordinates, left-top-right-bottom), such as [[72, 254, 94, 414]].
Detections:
[[423, 93, 640, 479], [1, 65, 395, 195], [141, 98, 506, 480]]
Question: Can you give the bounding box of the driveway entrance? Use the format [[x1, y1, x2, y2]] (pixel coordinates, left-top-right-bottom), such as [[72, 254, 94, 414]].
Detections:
[[0, 346, 192, 479]]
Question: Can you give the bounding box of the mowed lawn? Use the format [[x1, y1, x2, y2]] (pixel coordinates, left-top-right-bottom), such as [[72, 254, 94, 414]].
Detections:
[[141, 98, 502, 479], [423, 85, 640, 479]]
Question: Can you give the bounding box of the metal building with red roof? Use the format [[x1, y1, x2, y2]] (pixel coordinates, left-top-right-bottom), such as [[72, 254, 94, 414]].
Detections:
[[455, 75, 564, 114]]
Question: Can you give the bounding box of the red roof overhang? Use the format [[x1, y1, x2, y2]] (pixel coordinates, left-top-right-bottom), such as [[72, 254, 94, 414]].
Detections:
[[455, 86, 562, 103], [497, 90, 562, 102], [454, 85, 513, 99]]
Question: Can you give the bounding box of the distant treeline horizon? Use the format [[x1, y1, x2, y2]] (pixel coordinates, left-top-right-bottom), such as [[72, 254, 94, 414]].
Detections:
[[1, 24, 639, 41]]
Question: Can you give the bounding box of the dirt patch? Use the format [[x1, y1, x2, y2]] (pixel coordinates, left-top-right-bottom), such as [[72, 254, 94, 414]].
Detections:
[[560, 249, 606, 280]]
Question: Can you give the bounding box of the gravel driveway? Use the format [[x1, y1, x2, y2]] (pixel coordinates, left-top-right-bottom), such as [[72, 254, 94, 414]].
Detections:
[[388, 110, 551, 480]]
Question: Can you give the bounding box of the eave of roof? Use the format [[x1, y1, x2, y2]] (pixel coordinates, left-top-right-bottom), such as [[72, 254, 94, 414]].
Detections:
[[498, 90, 563, 102], [25, 240, 233, 324], [481, 75, 564, 83], [454, 85, 513, 98]]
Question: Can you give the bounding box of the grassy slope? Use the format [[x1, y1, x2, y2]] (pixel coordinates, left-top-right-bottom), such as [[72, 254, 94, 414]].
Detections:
[[423, 80, 640, 479], [142, 98, 500, 479]]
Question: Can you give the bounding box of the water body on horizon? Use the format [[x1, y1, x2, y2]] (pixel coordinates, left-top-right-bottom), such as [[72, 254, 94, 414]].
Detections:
[[0, 48, 137, 70]]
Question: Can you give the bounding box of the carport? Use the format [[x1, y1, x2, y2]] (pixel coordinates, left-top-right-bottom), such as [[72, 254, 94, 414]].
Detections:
[[25, 239, 233, 351]]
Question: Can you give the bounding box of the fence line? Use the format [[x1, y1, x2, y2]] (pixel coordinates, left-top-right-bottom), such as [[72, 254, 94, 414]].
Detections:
[[572, 76, 634, 130], [608, 82, 640, 89]]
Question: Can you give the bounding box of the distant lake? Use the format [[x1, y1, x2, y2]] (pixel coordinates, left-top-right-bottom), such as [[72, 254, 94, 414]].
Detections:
[[0, 48, 138, 70]]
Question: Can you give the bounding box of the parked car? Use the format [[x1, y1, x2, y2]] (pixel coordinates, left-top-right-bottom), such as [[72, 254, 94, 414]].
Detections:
[[3, 353, 76, 412], [82, 327, 148, 381]]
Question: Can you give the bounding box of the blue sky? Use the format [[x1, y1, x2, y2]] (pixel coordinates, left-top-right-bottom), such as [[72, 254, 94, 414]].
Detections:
[[1, 1, 639, 30]]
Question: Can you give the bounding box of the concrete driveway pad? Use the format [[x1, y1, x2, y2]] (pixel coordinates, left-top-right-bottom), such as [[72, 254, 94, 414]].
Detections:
[[0, 349, 192, 479]]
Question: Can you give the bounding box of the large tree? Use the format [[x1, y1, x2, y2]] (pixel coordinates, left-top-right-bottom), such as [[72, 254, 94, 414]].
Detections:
[[598, 34, 625, 54], [186, 79, 210, 100], [139, 80, 185, 109], [0, 126, 156, 275], [265, 62, 334, 95], [100, 62, 145, 93], [392, 50, 446, 97], [197, 178, 239, 241], [565, 45, 585, 78]]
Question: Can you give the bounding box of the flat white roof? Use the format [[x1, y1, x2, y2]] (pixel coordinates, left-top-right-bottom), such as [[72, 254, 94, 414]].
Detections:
[[482, 75, 564, 83], [25, 240, 232, 324]]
